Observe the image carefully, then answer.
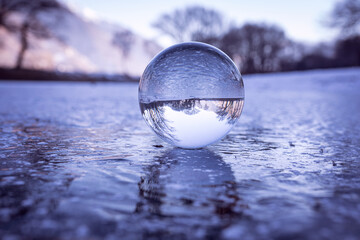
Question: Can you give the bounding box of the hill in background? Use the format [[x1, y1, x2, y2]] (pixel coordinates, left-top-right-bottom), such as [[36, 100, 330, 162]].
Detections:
[[0, 2, 162, 78]]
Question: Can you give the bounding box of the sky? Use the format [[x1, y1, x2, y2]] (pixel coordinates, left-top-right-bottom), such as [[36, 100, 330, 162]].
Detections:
[[64, 0, 340, 47]]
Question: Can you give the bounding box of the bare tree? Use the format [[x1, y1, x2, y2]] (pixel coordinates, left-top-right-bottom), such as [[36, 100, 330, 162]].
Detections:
[[0, 0, 65, 69], [16, 0, 66, 69], [220, 23, 288, 73], [327, 0, 360, 36], [219, 27, 243, 63], [278, 40, 307, 71], [334, 36, 360, 66], [152, 6, 225, 43], [112, 30, 134, 58]]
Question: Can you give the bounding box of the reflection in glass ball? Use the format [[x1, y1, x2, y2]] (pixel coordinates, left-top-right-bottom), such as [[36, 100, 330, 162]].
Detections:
[[139, 42, 244, 149]]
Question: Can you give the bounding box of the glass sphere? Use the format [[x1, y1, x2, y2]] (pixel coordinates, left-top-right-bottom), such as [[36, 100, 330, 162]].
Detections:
[[139, 42, 244, 149]]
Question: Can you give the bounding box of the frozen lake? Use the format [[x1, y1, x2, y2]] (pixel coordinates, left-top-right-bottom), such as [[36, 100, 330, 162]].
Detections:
[[1, 68, 360, 239]]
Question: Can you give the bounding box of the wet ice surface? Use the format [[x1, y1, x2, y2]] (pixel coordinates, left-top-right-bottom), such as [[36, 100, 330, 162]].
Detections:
[[1, 68, 360, 239]]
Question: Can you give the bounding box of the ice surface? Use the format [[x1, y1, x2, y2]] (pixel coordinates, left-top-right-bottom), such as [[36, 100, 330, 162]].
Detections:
[[1, 68, 360, 239]]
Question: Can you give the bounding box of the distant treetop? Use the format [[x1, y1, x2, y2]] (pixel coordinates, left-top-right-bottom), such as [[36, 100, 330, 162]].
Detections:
[[328, 0, 360, 37]]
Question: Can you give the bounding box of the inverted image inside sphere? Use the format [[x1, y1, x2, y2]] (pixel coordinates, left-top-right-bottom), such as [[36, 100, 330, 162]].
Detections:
[[139, 42, 245, 149]]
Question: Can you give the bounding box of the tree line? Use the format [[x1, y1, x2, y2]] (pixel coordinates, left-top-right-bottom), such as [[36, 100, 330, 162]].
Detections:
[[0, 0, 359, 74], [153, 0, 360, 74]]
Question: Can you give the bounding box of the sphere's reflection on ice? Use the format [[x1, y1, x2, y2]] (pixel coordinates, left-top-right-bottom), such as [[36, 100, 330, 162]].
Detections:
[[136, 148, 245, 220]]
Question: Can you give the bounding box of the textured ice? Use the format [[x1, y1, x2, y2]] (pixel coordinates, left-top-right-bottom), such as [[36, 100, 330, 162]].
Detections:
[[1, 68, 360, 239]]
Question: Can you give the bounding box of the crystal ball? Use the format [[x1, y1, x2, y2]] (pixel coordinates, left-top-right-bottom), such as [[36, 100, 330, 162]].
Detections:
[[139, 42, 244, 149]]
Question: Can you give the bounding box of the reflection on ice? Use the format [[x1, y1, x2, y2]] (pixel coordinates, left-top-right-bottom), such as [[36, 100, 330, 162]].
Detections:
[[136, 148, 245, 219]]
